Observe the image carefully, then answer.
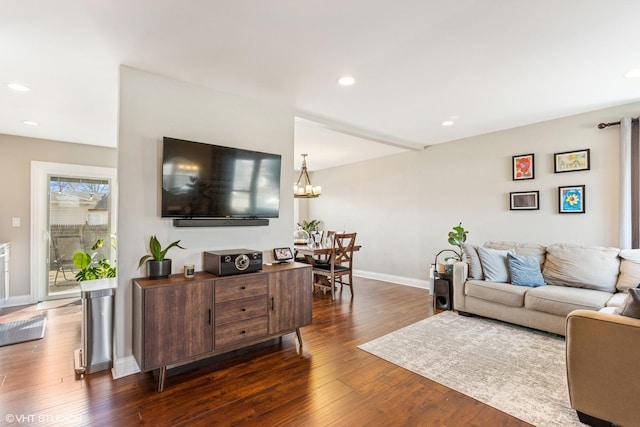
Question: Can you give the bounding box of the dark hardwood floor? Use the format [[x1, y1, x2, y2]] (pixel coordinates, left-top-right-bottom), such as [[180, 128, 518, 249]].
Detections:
[[0, 278, 530, 426]]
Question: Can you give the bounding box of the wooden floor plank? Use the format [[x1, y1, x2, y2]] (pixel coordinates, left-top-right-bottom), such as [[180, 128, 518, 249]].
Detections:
[[0, 278, 532, 426]]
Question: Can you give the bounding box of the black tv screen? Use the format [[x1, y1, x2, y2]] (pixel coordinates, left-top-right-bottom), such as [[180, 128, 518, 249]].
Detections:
[[161, 137, 281, 218]]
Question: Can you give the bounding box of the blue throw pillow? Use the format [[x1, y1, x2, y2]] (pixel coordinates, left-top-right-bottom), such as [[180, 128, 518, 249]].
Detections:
[[507, 253, 545, 287]]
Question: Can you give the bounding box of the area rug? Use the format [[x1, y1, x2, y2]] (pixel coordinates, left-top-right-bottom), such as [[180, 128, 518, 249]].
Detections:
[[358, 311, 583, 427], [0, 317, 47, 346]]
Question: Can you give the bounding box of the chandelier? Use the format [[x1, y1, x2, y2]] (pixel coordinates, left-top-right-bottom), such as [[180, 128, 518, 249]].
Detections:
[[293, 154, 322, 198]]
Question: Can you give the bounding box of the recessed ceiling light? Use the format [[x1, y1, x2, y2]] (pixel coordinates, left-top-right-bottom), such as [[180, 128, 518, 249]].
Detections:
[[337, 76, 356, 86], [625, 68, 640, 79], [441, 120, 455, 127], [7, 83, 30, 92], [22, 120, 39, 126]]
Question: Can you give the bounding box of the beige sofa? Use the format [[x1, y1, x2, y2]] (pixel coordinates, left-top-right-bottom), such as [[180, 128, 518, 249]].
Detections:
[[452, 241, 640, 336]]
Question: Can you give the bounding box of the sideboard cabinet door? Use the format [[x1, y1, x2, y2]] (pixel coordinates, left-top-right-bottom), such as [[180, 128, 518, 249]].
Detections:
[[141, 280, 213, 370], [268, 266, 312, 334]]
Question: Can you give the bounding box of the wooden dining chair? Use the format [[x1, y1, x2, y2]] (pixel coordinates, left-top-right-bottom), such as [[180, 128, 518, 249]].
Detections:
[[312, 232, 357, 299]]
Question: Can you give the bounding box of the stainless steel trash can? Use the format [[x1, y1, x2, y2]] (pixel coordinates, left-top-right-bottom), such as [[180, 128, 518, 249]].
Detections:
[[74, 280, 116, 374]]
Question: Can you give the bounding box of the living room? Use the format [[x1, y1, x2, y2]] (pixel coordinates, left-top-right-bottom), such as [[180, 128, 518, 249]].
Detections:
[[1, 2, 640, 425]]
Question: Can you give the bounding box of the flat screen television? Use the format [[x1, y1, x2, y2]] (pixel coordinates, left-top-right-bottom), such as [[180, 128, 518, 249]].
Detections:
[[161, 137, 281, 218]]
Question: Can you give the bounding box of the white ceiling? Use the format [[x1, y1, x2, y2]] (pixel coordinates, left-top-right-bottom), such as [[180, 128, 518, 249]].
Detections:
[[2, 0, 640, 171]]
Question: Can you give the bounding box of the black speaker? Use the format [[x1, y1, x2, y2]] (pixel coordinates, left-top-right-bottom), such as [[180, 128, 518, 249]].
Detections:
[[433, 278, 453, 310]]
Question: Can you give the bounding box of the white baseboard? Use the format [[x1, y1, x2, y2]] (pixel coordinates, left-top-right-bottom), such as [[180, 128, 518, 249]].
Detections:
[[112, 355, 140, 379], [1, 295, 34, 308], [354, 269, 432, 293]]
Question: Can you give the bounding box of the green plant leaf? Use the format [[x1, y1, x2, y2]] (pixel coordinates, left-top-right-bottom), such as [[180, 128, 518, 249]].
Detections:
[[91, 237, 104, 251], [72, 252, 91, 270], [138, 254, 151, 269], [159, 240, 186, 260], [150, 235, 162, 260]]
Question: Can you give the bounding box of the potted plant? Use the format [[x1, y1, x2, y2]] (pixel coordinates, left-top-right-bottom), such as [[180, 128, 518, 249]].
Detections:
[[447, 222, 469, 261], [138, 235, 185, 279], [73, 237, 116, 282], [435, 223, 469, 275], [296, 219, 322, 245]]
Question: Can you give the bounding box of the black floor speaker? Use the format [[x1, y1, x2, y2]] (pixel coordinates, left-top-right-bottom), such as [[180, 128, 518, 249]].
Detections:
[[433, 278, 453, 310]]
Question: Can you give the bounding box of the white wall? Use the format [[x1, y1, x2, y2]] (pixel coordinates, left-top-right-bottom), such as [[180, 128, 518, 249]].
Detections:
[[307, 102, 640, 288], [116, 67, 295, 374]]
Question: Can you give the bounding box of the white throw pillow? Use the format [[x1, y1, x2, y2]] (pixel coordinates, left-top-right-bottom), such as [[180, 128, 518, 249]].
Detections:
[[616, 249, 640, 292], [477, 246, 514, 283], [463, 243, 483, 280], [543, 243, 620, 292]]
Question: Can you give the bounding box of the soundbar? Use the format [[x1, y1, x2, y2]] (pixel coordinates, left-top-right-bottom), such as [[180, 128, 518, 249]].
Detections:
[[173, 218, 269, 227]]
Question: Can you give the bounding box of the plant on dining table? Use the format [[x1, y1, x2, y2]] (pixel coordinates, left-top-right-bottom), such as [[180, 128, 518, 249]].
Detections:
[[297, 219, 321, 232]]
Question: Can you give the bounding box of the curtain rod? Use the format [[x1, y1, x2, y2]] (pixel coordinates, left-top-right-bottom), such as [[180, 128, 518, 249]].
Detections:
[[598, 117, 639, 129]]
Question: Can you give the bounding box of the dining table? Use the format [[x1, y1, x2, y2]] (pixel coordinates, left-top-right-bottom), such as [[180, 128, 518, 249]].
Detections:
[[293, 243, 361, 264]]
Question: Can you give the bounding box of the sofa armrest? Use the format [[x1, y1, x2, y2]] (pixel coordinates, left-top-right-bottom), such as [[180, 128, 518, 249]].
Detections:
[[452, 261, 468, 311], [565, 310, 640, 426]]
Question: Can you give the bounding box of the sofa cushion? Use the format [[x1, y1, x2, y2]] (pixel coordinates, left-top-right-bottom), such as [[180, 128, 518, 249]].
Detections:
[[477, 246, 514, 283], [507, 253, 545, 287], [616, 249, 640, 292], [606, 292, 629, 308], [618, 288, 640, 319], [465, 279, 527, 307], [542, 243, 620, 292], [524, 285, 611, 316], [463, 243, 483, 279], [484, 241, 546, 265]]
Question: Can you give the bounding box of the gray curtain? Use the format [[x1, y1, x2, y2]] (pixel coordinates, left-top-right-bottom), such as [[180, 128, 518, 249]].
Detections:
[[620, 117, 640, 249]]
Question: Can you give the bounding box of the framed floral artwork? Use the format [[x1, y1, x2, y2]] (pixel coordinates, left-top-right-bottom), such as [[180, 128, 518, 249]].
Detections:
[[554, 149, 590, 173], [510, 191, 539, 210], [559, 185, 585, 214], [512, 153, 534, 180]]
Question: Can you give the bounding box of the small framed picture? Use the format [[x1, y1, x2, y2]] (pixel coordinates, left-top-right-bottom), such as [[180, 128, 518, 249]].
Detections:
[[554, 149, 590, 173], [512, 153, 535, 180], [559, 185, 585, 214], [510, 191, 540, 210], [273, 247, 294, 262]]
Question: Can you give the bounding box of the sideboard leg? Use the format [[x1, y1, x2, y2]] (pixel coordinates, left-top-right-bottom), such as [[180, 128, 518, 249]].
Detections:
[[158, 366, 166, 393], [295, 328, 303, 348]]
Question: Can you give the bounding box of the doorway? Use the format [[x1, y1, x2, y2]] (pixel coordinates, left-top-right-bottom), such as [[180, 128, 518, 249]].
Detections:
[[31, 162, 117, 302]]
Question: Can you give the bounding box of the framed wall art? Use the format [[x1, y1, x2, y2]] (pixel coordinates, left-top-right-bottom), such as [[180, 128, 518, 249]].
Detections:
[[512, 153, 534, 180], [510, 191, 539, 210], [559, 185, 585, 214], [554, 149, 590, 173]]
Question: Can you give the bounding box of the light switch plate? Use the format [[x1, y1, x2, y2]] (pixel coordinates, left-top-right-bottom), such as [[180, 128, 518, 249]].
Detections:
[[12, 217, 20, 227]]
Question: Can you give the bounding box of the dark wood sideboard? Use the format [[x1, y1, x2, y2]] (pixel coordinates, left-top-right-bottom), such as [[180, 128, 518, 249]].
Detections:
[[132, 262, 312, 392]]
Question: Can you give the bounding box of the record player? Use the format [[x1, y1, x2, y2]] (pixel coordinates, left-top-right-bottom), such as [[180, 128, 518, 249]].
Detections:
[[203, 249, 263, 276]]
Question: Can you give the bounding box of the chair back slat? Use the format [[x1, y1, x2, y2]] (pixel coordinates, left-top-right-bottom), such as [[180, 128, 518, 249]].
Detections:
[[333, 233, 356, 265]]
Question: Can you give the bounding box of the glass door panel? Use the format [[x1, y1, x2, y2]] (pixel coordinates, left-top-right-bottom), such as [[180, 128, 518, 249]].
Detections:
[[47, 176, 112, 299]]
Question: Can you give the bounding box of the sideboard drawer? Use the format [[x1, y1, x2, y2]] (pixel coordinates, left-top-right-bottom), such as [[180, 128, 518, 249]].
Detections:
[[215, 316, 268, 348], [215, 295, 267, 326], [215, 274, 267, 302]]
